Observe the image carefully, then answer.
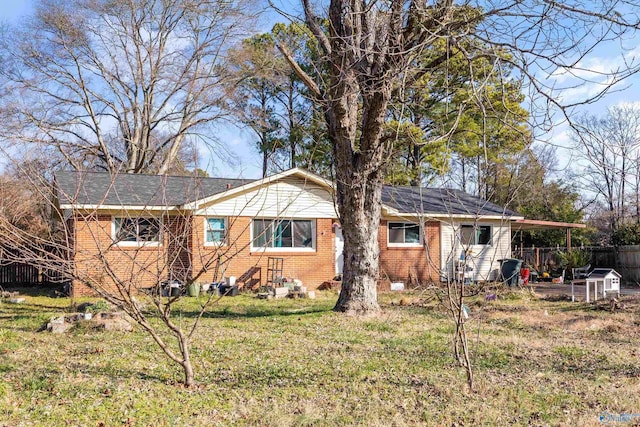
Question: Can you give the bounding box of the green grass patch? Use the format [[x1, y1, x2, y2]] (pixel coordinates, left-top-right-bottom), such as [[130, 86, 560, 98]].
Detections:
[[553, 345, 589, 359], [0, 289, 639, 425]]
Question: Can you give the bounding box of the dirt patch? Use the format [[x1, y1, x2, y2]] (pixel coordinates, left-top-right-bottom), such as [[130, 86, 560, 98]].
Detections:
[[487, 308, 637, 335]]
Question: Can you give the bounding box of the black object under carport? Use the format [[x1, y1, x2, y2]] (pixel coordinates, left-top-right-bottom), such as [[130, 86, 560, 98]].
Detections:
[[500, 258, 523, 286]]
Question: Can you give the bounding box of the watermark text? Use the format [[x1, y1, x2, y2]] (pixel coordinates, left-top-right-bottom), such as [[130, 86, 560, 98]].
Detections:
[[599, 412, 640, 424]]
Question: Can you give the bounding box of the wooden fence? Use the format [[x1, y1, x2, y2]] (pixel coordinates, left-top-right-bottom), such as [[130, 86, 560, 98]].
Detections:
[[613, 246, 640, 285], [0, 262, 66, 287]]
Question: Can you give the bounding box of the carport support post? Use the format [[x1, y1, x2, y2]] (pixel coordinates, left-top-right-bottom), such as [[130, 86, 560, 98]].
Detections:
[[566, 228, 572, 251], [519, 231, 523, 258]]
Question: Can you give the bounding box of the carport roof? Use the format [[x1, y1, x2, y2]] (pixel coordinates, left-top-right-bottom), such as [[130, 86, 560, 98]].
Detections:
[[512, 219, 586, 231]]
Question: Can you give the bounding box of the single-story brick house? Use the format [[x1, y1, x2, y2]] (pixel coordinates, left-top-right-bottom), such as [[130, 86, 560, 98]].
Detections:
[[55, 168, 529, 297]]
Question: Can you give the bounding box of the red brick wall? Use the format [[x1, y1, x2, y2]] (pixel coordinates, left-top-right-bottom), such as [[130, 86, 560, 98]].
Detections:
[[71, 213, 338, 296], [71, 213, 175, 297], [70, 212, 440, 296], [190, 216, 336, 289], [165, 215, 192, 282], [379, 220, 440, 284]]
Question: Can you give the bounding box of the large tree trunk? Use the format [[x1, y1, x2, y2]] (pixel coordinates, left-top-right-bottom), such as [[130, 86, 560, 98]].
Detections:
[[333, 172, 383, 314], [318, 0, 399, 314], [286, 0, 453, 314], [327, 66, 391, 314]]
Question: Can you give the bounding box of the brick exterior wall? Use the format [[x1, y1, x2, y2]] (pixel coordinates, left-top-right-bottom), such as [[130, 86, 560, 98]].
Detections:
[[71, 213, 338, 297], [190, 216, 336, 289], [70, 212, 439, 297], [379, 219, 441, 284], [71, 213, 176, 297]]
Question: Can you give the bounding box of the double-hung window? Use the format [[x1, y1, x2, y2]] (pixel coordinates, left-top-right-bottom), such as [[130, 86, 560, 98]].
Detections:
[[460, 224, 492, 246], [388, 222, 421, 246], [205, 218, 226, 245], [114, 217, 161, 244], [252, 219, 315, 250]]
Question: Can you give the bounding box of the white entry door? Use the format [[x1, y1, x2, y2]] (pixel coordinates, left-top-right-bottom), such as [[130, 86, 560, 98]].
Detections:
[[335, 226, 344, 275]]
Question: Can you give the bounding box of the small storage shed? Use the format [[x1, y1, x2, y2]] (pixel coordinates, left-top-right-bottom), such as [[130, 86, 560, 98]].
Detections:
[[585, 268, 621, 302]]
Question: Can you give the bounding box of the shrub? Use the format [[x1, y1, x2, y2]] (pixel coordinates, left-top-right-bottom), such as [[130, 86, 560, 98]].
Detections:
[[565, 250, 591, 270], [612, 223, 640, 245]]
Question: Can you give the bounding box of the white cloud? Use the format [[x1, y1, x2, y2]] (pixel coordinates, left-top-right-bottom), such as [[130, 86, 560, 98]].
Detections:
[[542, 41, 640, 105]]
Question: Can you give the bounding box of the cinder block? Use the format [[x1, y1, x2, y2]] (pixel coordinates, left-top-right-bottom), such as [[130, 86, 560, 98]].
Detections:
[[274, 287, 289, 298]]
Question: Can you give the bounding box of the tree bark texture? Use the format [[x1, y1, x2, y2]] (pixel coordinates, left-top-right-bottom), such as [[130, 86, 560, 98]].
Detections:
[[324, 0, 399, 314]]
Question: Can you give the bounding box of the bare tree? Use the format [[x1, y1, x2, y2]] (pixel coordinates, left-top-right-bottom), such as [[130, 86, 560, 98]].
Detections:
[[276, 0, 640, 314], [0, 168, 261, 387], [0, 161, 340, 387], [0, 0, 253, 174], [573, 104, 640, 233], [0, 166, 54, 243]]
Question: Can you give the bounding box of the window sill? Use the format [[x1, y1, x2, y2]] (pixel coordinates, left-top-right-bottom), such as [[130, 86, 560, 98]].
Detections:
[[204, 242, 227, 248], [112, 242, 162, 250], [387, 243, 423, 249]]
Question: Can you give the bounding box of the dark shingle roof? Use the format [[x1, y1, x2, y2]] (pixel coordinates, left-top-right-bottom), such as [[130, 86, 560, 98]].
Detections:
[[55, 171, 255, 207], [55, 170, 519, 217], [382, 186, 521, 217]]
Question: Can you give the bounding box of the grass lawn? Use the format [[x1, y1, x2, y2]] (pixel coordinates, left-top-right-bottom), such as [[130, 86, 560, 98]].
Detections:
[[1, 287, 639, 426]]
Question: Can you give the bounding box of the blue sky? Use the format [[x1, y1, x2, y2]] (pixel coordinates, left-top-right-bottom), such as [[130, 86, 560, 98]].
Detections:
[[0, 1, 32, 22], [1, 2, 639, 180]]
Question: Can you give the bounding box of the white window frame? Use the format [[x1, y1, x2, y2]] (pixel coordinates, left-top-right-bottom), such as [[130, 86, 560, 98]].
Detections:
[[112, 216, 162, 247], [204, 217, 227, 246], [250, 218, 316, 252], [387, 221, 423, 247], [460, 224, 492, 247]]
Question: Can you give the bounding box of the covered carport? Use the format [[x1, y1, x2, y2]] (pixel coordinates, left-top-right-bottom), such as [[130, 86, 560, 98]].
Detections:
[[511, 219, 586, 273], [512, 219, 586, 250]]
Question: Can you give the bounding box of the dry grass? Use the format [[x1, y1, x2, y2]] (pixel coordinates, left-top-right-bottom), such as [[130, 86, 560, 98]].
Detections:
[[1, 288, 640, 426]]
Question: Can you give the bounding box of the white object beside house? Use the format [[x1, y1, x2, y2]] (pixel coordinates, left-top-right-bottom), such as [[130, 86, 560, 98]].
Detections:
[[584, 268, 621, 302], [390, 282, 405, 291]]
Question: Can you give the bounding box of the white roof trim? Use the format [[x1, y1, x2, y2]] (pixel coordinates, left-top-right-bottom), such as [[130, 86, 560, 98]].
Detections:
[[60, 204, 177, 211], [182, 167, 335, 210]]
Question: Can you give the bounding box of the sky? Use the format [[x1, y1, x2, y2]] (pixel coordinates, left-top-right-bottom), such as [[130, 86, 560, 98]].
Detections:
[[0, 1, 31, 22], [1, 2, 640, 181]]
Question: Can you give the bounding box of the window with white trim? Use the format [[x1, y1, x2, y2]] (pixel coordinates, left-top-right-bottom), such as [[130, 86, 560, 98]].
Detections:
[[205, 218, 226, 245], [252, 219, 315, 249], [388, 222, 421, 245], [114, 217, 161, 244], [460, 224, 492, 246]]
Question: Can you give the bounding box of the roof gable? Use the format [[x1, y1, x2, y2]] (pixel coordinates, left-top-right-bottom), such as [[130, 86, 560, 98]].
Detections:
[[183, 168, 333, 209], [587, 268, 621, 279]]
